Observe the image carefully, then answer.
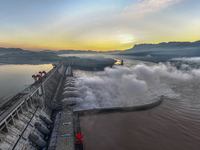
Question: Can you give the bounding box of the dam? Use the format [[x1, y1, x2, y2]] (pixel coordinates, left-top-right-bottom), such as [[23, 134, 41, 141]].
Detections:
[[0, 60, 163, 150]]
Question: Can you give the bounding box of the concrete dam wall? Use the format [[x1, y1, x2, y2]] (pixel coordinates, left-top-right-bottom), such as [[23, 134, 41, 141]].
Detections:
[[0, 62, 66, 150]]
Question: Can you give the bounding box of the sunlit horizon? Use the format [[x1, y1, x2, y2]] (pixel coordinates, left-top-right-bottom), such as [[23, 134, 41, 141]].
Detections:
[[1, 39, 200, 52]]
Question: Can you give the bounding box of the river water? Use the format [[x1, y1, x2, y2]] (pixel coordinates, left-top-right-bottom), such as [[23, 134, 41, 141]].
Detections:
[[0, 64, 53, 105], [80, 97, 200, 150], [76, 56, 200, 150]]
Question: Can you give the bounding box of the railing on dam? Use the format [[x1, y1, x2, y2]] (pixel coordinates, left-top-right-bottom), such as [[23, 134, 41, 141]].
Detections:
[[0, 61, 63, 136]]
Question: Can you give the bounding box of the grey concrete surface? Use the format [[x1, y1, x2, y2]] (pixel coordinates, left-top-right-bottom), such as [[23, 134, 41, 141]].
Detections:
[[56, 108, 75, 150]]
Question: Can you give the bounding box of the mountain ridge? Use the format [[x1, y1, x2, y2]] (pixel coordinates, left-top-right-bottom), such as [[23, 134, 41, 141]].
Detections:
[[0, 40, 200, 54]]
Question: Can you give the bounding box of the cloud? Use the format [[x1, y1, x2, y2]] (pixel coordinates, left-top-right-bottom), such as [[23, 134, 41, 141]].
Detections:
[[132, 62, 193, 80], [115, 34, 136, 44], [146, 55, 151, 57], [171, 57, 200, 63], [63, 60, 200, 111], [94, 22, 105, 26], [121, 0, 184, 18], [68, 62, 199, 110]]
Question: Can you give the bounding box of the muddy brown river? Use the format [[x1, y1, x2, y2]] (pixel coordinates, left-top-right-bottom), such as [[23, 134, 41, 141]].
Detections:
[[80, 97, 200, 150]]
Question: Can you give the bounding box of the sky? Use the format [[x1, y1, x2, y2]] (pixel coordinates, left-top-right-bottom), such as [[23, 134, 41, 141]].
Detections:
[[0, 0, 200, 51]]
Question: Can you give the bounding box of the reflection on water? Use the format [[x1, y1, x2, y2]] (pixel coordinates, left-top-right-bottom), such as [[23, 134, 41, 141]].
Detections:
[[0, 64, 53, 104], [114, 59, 121, 65]]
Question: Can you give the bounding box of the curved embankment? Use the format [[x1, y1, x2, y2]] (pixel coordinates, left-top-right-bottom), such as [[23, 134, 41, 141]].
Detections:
[[74, 95, 164, 116]]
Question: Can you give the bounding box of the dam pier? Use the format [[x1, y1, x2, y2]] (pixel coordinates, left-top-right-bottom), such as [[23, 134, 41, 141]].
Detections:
[[0, 60, 163, 150]]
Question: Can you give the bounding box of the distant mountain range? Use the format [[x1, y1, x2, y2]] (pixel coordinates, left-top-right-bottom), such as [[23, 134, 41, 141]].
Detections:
[[54, 50, 101, 54], [0, 40, 200, 55], [0, 47, 29, 54], [123, 40, 200, 52]]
